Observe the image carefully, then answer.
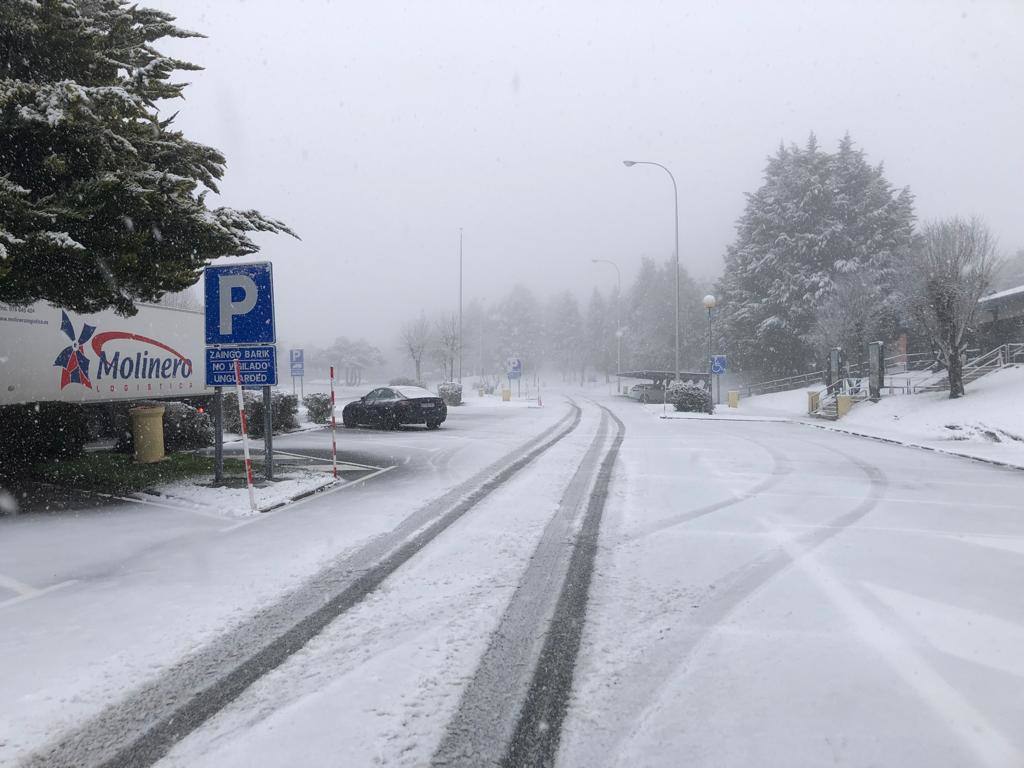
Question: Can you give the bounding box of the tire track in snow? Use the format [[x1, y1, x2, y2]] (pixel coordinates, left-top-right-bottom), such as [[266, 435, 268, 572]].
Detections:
[[432, 402, 625, 768], [623, 433, 793, 543], [561, 437, 889, 765], [23, 401, 583, 768]]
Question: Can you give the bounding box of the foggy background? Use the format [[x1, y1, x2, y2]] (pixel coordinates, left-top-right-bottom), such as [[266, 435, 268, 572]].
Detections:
[[148, 0, 1024, 354]]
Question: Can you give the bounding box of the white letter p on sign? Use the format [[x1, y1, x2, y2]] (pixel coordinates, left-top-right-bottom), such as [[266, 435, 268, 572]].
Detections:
[[219, 274, 258, 335]]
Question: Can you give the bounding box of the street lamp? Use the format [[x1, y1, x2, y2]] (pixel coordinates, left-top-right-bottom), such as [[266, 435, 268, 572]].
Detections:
[[591, 258, 622, 393], [703, 294, 716, 402], [623, 159, 680, 382]]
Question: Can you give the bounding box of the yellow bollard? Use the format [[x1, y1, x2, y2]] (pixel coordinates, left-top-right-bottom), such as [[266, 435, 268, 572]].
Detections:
[[727, 390, 739, 409], [129, 404, 166, 463], [501, 388, 511, 402], [836, 394, 853, 418], [807, 390, 820, 415]]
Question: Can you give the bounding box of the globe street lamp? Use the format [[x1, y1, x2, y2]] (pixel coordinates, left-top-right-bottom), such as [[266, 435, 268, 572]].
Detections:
[[623, 160, 680, 382], [703, 294, 716, 402], [591, 258, 622, 393]]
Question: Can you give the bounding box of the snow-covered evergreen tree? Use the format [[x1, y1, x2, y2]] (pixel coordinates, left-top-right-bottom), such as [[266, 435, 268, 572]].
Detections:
[[716, 133, 914, 377], [625, 256, 704, 372], [0, 0, 295, 314]]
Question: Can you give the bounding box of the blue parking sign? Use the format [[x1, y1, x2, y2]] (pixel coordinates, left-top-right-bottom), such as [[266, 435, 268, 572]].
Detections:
[[204, 263, 276, 345]]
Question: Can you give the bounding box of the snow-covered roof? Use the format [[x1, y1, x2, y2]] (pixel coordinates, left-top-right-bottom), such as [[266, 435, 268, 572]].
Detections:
[[394, 386, 436, 399], [979, 284, 1024, 303]]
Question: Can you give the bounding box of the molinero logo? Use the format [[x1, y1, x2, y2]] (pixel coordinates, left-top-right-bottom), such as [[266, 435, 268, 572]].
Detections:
[[54, 310, 194, 393]]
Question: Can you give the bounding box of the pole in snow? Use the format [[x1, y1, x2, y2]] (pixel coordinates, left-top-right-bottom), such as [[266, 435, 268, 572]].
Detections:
[[458, 228, 463, 384], [329, 365, 338, 479], [233, 359, 258, 513]]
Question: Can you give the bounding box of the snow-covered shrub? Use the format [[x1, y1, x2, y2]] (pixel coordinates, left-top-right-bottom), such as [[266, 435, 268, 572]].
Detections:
[[437, 381, 463, 406], [666, 382, 713, 414], [0, 402, 89, 478], [223, 391, 299, 437], [303, 393, 333, 424], [163, 402, 214, 451]]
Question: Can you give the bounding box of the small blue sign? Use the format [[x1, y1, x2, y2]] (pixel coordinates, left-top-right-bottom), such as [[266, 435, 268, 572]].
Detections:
[[711, 355, 727, 375], [206, 345, 278, 387], [506, 356, 522, 380], [289, 348, 304, 377], [204, 263, 276, 345]]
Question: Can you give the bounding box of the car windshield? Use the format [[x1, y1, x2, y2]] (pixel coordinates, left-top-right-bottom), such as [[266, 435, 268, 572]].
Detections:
[[3, 2, 1023, 767], [393, 386, 435, 399]]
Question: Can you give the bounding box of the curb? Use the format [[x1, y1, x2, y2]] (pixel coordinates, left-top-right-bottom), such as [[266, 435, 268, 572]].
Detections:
[[797, 420, 1024, 472]]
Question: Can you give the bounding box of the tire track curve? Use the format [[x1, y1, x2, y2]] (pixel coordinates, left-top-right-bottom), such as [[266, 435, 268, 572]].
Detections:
[[562, 436, 889, 765], [24, 401, 583, 768]]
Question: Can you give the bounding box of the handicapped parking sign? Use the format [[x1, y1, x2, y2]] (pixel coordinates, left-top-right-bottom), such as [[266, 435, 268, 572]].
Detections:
[[506, 356, 523, 380], [711, 355, 727, 375]]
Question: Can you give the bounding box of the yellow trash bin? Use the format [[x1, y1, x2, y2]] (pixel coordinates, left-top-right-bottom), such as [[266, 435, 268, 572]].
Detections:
[[501, 388, 512, 402], [727, 390, 740, 408], [130, 404, 166, 464], [836, 394, 853, 418], [807, 390, 820, 414]]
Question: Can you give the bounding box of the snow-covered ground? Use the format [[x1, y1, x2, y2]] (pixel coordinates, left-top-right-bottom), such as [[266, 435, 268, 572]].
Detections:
[[0, 401, 566, 764], [149, 469, 335, 518], [699, 365, 1024, 468], [4, 388, 1024, 767]]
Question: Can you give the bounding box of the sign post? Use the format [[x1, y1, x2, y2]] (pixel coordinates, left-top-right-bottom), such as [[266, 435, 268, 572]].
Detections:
[[711, 355, 727, 404], [289, 349, 304, 399], [329, 365, 338, 479], [506, 356, 522, 399], [205, 262, 277, 494], [213, 387, 224, 484]]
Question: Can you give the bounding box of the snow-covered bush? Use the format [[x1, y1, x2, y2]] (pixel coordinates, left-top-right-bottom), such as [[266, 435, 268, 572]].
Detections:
[[666, 382, 713, 414], [0, 402, 89, 478], [223, 391, 299, 437], [437, 382, 463, 406], [163, 402, 214, 451], [303, 393, 333, 424]]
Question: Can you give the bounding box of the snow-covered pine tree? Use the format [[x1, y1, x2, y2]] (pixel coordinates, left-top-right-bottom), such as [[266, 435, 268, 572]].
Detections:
[[716, 134, 914, 378], [0, 0, 296, 314]]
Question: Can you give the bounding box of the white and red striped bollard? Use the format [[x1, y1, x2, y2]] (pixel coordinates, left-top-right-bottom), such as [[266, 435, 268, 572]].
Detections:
[[233, 359, 258, 513], [329, 365, 338, 479]]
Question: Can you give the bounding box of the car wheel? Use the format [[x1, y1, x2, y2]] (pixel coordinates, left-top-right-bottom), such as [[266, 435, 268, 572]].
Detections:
[[343, 413, 357, 428], [426, 420, 440, 430]]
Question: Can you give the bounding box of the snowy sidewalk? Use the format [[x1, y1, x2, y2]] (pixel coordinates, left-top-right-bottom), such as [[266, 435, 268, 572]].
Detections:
[[644, 366, 1024, 471]]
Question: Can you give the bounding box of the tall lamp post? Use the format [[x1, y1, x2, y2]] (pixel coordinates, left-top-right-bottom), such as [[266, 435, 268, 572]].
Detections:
[[703, 294, 716, 402], [624, 159, 680, 382], [458, 228, 463, 383], [591, 258, 622, 393]]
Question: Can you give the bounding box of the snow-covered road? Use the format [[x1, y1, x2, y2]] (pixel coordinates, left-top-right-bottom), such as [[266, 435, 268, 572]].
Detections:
[[3, 390, 1023, 767]]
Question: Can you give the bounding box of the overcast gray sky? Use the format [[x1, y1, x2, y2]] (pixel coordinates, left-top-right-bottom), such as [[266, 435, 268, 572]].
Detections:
[[150, 0, 1024, 351]]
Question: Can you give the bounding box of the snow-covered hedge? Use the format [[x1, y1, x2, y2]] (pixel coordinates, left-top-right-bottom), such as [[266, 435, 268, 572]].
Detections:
[[302, 393, 333, 424], [0, 402, 89, 479], [163, 402, 214, 451], [223, 391, 299, 437], [438, 382, 463, 406], [666, 382, 713, 414]]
